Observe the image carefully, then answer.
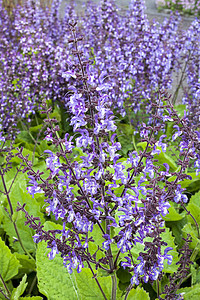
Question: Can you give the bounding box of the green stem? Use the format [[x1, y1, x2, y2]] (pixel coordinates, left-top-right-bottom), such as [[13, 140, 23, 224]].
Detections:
[[28, 274, 37, 295], [87, 262, 108, 300], [0, 273, 10, 296], [124, 283, 133, 300], [0, 173, 35, 261], [111, 272, 117, 300]]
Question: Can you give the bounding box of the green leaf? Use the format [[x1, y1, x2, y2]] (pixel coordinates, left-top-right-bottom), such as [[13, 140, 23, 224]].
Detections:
[[178, 283, 200, 299], [189, 191, 200, 207], [11, 274, 28, 300], [0, 237, 21, 281], [117, 123, 134, 155], [36, 222, 79, 300], [74, 268, 112, 299], [163, 202, 184, 221], [174, 104, 187, 118], [153, 151, 177, 172], [126, 286, 150, 299], [15, 131, 33, 144], [15, 253, 36, 277], [1, 173, 45, 253], [161, 227, 179, 273], [182, 223, 199, 250]]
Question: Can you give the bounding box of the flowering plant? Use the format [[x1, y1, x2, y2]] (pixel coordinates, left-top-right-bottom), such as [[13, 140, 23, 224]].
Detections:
[[0, 0, 200, 299]]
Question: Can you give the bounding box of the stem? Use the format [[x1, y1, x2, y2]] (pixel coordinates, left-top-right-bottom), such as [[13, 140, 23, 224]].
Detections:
[[124, 283, 133, 300], [171, 51, 191, 105], [0, 273, 10, 296], [28, 274, 37, 295], [156, 278, 160, 298], [0, 289, 10, 300], [111, 272, 117, 300], [0, 173, 34, 260], [181, 203, 200, 238], [87, 262, 108, 300]]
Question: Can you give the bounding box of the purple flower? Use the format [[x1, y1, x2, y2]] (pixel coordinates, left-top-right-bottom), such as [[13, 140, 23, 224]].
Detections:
[[47, 240, 59, 260], [44, 150, 61, 177], [27, 175, 43, 198]]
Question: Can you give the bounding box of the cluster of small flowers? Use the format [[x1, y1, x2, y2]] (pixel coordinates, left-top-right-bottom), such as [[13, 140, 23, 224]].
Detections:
[[1, 0, 200, 137], [0, 0, 75, 135], [156, 0, 200, 14]]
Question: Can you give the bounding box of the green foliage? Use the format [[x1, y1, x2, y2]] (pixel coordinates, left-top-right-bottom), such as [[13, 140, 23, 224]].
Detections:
[[1, 173, 44, 254], [126, 286, 150, 299], [0, 237, 21, 282], [11, 274, 28, 300], [36, 222, 79, 300], [178, 283, 200, 299]]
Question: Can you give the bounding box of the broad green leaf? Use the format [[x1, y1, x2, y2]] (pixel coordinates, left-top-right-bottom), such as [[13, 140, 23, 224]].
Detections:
[[126, 286, 150, 299], [29, 123, 43, 133], [189, 191, 200, 207], [137, 142, 177, 171], [178, 283, 200, 299], [163, 202, 184, 221], [1, 174, 44, 253], [153, 151, 177, 172], [74, 267, 112, 300], [11, 274, 28, 300], [186, 202, 200, 225], [15, 253, 36, 277], [36, 222, 79, 300], [166, 218, 187, 246], [15, 131, 33, 144], [0, 237, 21, 281], [117, 267, 132, 284]]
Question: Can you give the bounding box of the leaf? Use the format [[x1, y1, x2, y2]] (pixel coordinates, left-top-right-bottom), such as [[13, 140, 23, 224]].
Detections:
[[1, 173, 45, 253], [15, 253, 36, 277], [163, 202, 184, 221], [36, 222, 79, 300], [11, 274, 28, 300], [74, 268, 112, 300], [186, 202, 200, 225], [178, 283, 200, 299], [126, 286, 150, 299], [117, 123, 134, 155], [153, 151, 177, 172], [182, 223, 199, 250], [0, 237, 21, 281], [7, 148, 39, 165], [189, 190, 200, 207], [161, 227, 179, 273], [15, 131, 33, 144], [174, 104, 187, 118]]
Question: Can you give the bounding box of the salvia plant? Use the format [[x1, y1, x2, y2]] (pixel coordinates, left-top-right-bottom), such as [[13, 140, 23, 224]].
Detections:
[[0, 0, 200, 299]]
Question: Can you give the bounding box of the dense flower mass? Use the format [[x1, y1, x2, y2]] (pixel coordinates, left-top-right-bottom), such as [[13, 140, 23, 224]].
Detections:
[[0, 0, 200, 136]]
